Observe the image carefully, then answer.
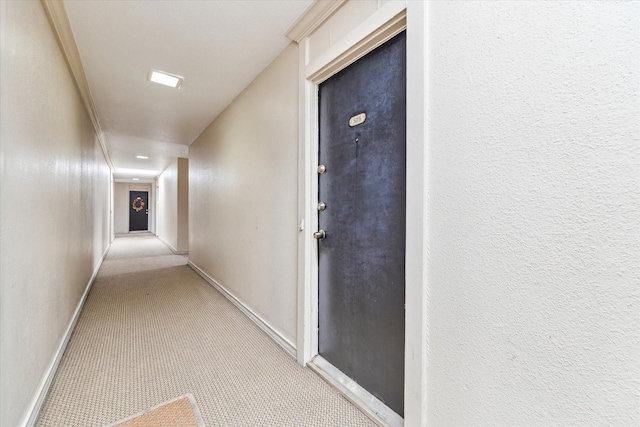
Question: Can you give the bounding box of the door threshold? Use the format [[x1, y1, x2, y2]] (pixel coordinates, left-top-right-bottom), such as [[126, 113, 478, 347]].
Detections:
[[308, 355, 403, 427]]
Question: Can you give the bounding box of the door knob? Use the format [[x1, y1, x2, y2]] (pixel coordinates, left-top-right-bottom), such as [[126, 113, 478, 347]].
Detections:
[[317, 202, 326, 211], [317, 165, 326, 174], [313, 230, 326, 240]]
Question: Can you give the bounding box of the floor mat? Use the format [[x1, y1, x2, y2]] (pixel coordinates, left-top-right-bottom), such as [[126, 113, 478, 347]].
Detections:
[[104, 394, 205, 427]]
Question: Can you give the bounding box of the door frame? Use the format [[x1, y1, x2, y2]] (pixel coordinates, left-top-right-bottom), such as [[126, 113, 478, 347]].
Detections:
[[128, 190, 149, 232], [294, 1, 429, 425]]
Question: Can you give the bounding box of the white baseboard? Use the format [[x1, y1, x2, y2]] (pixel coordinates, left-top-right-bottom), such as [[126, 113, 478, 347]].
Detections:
[[22, 244, 110, 427], [158, 236, 189, 255], [187, 261, 296, 359]]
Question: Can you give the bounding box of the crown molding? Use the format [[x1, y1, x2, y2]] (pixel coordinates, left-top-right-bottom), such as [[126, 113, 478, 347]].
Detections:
[[286, 0, 347, 43], [40, 0, 114, 171]]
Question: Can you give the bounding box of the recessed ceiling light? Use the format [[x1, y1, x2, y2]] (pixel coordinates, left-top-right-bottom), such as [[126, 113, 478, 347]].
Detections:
[[148, 69, 183, 88], [132, 178, 140, 181], [136, 155, 149, 159]]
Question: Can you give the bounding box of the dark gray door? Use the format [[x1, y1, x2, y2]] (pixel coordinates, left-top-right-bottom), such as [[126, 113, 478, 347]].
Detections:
[[317, 31, 406, 416], [129, 191, 148, 231]]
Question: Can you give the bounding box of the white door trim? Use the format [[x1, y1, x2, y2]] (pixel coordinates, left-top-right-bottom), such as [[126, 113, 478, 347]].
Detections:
[[403, 2, 429, 425], [295, 1, 428, 425], [309, 355, 404, 427]]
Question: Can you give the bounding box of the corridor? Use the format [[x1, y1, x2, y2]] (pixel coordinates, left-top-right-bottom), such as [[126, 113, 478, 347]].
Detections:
[[35, 234, 374, 427], [3, 1, 638, 426]]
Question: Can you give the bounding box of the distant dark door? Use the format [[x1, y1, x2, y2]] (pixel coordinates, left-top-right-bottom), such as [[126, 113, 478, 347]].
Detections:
[[129, 191, 148, 231], [317, 31, 406, 416]]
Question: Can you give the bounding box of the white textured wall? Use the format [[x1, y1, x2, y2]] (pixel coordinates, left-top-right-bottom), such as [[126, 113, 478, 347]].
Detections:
[[190, 43, 299, 345], [157, 158, 188, 253], [158, 160, 179, 250], [0, 1, 110, 426], [306, 0, 404, 65], [177, 158, 189, 252], [114, 183, 130, 234], [427, 2, 640, 425], [157, 158, 189, 253]]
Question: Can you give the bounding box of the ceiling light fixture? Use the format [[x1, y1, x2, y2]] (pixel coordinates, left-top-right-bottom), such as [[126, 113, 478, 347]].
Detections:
[[148, 69, 184, 88], [136, 155, 149, 159], [116, 168, 158, 176], [132, 178, 140, 181]]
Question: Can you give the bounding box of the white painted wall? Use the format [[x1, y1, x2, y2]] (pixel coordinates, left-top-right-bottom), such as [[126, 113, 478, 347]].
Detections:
[[114, 183, 131, 234], [177, 158, 189, 252], [110, 174, 116, 242], [189, 43, 299, 346], [426, 2, 640, 425], [0, 1, 111, 426], [157, 158, 189, 253], [158, 160, 178, 248]]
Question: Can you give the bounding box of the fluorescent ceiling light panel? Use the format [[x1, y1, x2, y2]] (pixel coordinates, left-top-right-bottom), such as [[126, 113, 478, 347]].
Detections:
[[136, 155, 149, 159], [132, 178, 140, 181], [117, 168, 159, 176], [148, 69, 183, 88]]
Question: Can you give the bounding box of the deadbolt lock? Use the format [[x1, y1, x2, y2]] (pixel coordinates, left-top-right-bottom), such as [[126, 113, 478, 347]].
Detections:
[[317, 202, 326, 211], [317, 165, 326, 174], [313, 230, 326, 240]]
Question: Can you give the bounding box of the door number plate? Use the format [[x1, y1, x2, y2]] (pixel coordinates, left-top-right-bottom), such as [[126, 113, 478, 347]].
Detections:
[[349, 113, 366, 127]]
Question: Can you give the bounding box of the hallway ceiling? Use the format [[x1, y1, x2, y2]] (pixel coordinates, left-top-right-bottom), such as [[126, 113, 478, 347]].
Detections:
[[63, 0, 312, 181]]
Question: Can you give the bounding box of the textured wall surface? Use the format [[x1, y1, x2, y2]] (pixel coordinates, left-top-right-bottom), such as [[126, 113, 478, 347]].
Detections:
[[306, 0, 405, 65], [0, 1, 111, 425], [114, 183, 131, 234], [157, 158, 188, 253], [189, 43, 299, 345], [177, 158, 189, 252], [427, 2, 640, 425], [158, 160, 179, 249]]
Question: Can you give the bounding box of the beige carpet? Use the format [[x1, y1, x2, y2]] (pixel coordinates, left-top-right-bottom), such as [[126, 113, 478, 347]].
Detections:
[[35, 234, 374, 427]]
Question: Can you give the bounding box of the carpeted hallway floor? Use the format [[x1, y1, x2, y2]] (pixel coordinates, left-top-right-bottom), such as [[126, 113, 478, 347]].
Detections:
[[35, 234, 375, 427]]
